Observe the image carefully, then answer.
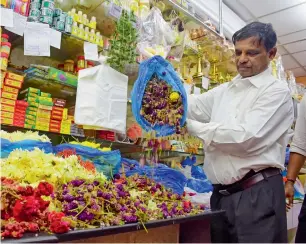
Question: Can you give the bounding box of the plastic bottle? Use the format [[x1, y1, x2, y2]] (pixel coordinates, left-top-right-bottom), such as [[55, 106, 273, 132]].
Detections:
[[89, 16, 96, 29], [95, 31, 101, 45], [71, 8, 77, 21], [71, 22, 78, 36], [84, 27, 89, 41], [83, 14, 88, 25], [89, 29, 96, 43], [77, 10, 83, 23], [78, 24, 85, 39]]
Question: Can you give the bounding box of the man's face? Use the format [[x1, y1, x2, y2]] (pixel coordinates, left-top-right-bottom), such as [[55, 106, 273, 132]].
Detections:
[[235, 37, 277, 78]]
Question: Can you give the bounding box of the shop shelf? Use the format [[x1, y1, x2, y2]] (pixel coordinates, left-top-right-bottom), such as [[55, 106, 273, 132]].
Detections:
[[1, 124, 204, 158]]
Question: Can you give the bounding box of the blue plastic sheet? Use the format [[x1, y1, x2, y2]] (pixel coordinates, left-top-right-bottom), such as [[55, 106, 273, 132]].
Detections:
[[187, 178, 213, 193], [131, 56, 187, 137], [54, 144, 121, 179], [121, 158, 187, 195], [0, 138, 53, 158]]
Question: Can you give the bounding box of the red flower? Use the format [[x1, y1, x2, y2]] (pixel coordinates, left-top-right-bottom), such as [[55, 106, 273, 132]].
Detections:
[[49, 220, 70, 234], [35, 182, 54, 197], [183, 201, 191, 209], [27, 222, 39, 232], [17, 186, 34, 196], [13, 196, 40, 222], [38, 198, 50, 212], [48, 211, 65, 223], [1, 211, 11, 220]]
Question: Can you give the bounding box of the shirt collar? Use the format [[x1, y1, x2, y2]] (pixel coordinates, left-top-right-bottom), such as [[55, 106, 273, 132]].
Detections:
[[230, 68, 275, 89]]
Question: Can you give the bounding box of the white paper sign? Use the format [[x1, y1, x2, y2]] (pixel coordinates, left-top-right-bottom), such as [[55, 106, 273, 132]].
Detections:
[[194, 87, 201, 95], [50, 29, 62, 49], [184, 83, 192, 95], [0, 8, 14, 27], [5, 13, 27, 36], [108, 2, 122, 19], [24, 22, 51, 56], [84, 42, 99, 61], [202, 76, 210, 90]]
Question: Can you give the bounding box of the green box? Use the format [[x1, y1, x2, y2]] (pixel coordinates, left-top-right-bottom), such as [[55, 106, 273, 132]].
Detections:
[[47, 67, 77, 87]]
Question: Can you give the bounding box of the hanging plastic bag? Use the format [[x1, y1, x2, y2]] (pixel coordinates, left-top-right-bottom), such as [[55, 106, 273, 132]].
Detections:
[[0, 138, 53, 158], [186, 178, 213, 193], [74, 56, 128, 134], [131, 55, 187, 137], [137, 7, 175, 59], [54, 143, 121, 179]]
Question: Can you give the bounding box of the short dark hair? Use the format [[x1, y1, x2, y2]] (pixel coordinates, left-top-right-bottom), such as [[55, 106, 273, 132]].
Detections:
[[232, 22, 277, 52]]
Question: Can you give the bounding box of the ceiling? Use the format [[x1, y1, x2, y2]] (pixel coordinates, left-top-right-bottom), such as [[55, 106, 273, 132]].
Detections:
[[223, 0, 306, 77]]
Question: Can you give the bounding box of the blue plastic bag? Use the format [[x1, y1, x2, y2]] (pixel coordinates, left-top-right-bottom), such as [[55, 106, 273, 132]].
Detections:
[[187, 178, 213, 193], [54, 144, 121, 179], [121, 157, 187, 195], [131, 56, 187, 137], [0, 138, 53, 158], [191, 165, 208, 180]]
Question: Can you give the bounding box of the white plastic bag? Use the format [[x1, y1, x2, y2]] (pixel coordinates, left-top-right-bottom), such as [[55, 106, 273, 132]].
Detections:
[[74, 56, 129, 134]]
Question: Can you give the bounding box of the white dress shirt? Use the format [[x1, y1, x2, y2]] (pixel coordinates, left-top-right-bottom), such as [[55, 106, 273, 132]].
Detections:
[[187, 69, 294, 185], [291, 95, 306, 157]]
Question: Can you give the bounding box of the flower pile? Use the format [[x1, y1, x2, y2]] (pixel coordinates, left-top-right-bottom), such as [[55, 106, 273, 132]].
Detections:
[[52, 175, 204, 229], [1, 174, 205, 239], [1, 178, 70, 238], [0, 130, 50, 142], [0, 148, 106, 185], [140, 75, 185, 134]]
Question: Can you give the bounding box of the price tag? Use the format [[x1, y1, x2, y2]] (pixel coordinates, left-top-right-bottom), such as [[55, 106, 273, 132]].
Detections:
[[108, 2, 122, 19]]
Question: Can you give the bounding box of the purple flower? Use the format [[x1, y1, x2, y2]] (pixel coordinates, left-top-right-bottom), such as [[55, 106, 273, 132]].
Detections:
[[123, 215, 138, 223], [150, 186, 157, 193], [200, 204, 205, 210], [76, 196, 85, 201], [70, 179, 85, 187], [63, 194, 75, 202], [91, 204, 100, 211], [93, 180, 100, 186], [62, 184, 67, 189], [140, 206, 147, 212], [67, 201, 78, 210], [77, 211, 95, 222], [97, 190, 103, 197], [120, 206, 128, 212], [63, 189, 69, 195], [87, 184, 94, 192], [67, 211, 78, 216], [78, 201, 86, 206], [116, 184, 123, 191], [134, 201, 140, 207], [118, 191, 126, 197]]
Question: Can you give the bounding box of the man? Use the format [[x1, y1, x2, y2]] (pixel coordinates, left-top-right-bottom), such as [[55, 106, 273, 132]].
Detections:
[[285, 95, 306, 243], [187, 22, 293, 243]]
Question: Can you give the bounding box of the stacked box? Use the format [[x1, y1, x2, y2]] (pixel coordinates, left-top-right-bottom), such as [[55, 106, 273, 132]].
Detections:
[[0, 72, 25, 125], [20, 87, 40, 129]]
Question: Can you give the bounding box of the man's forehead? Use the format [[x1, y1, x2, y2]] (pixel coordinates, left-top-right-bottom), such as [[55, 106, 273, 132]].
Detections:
[[235, 36, 264, 49]]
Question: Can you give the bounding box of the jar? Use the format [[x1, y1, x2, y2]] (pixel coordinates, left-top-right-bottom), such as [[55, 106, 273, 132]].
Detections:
[[1, 34, 9, 42], [82, 14, 88, 25], [64, 60, 74, 73], [1, 42, 11, 55], [89, 16, 96, 29], [0, 52, 9, 71], [77, 10, 83, 23], [77, 56, 85, 71], [87, 61, 94, 68], [89, 29, 95, 43]]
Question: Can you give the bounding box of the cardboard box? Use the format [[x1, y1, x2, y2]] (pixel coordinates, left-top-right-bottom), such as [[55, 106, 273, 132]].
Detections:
[[1, 117, 13, 125], [3, 85, 19, 94], [1, 111, 14, 119], [1, 98, 16, 106], [1, 91, 18, 100], [6, 72, 24, 82], [4, 78, 23, 89], [2, 104, 15, 113]]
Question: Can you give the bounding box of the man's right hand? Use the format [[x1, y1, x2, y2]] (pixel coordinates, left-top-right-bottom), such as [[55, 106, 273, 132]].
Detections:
[[285, 181, 294, 209]]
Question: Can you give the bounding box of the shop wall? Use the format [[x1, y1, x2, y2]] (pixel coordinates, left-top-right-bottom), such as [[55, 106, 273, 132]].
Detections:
[[296, 76, 306, 86]]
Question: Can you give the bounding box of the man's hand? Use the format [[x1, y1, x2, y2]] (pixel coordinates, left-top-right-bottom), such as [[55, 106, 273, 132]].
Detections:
[[285, 181, 294, 210]]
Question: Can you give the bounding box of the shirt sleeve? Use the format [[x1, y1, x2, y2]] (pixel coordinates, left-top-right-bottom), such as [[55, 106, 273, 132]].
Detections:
[[187, 86, 294, 157], [291, 95, 306, 156], [187, 84, 225, 123]]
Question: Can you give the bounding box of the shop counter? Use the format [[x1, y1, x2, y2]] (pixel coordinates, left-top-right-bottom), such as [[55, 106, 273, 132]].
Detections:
[[2, 210, 225, 243]]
